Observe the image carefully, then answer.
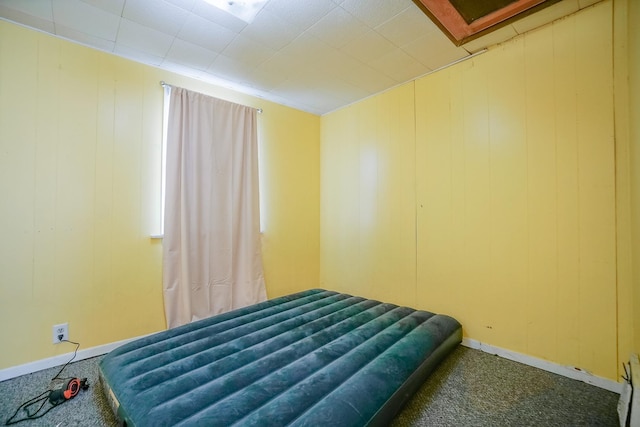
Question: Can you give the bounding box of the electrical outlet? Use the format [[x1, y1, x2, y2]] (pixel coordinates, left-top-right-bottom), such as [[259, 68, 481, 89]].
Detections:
[[52, 323, 68, 344]]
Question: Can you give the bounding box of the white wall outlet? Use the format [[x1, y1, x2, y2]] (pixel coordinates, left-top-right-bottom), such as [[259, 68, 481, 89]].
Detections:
[[52, 323, 68, 344]]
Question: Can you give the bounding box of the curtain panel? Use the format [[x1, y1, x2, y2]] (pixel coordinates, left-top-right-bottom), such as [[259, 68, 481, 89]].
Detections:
[[163, 87, 266, 328]]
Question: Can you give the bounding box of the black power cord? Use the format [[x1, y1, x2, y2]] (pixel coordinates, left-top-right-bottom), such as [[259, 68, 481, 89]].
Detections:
[[5, 340, 88, 426], [51, 340, 80, 382]]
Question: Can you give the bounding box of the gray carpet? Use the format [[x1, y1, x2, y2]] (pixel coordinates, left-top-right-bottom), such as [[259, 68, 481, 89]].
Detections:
[[0, 346, 619, 426], [392, 346, 619, 426]]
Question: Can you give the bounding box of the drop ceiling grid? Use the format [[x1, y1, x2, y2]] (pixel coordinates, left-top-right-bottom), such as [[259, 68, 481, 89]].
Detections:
[[0, 0, 455, 114], [0, 0, 604, 115]]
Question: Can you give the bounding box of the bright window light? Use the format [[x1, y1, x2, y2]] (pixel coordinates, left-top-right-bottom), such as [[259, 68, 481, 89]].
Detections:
[[203, 0, 268, 23]]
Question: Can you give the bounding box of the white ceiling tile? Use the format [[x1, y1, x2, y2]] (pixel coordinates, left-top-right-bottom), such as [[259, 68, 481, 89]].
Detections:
[[200, 68, 276, 102], [268, 48, 364, 91], [80, 0, 124, 16], [208, 54, 255, 83], [165, 38, 218, 70], [339, 64, 397, 94], [221, 34, 275, 68], [239, 8, 299, 50], [306, 46, 365, 79], [161, 60, 209, 79], [340, 0, 411, 28], [421, 45, 469, 71], [0, 4, 54, 33], [462, 24, 519, 53], [369, 48, 429, 83], [254, 52, 300, 80], [176, 13, 237, 53], [191, 1, 246, 33], [164, 0, 197, 12], [402, 30, 457, 66], [248, 59, 290, 91], [281, 33, 349, 71], [307, 6, 369, 49], [122, 0, 189, 36], [116, 18, 174, 57], [270, 79, 348, 114], [264, 0, 336, 31], [340, 29, 396, 64], [114, 43, 165, 66], [279, 32, 329, 61], [0, 0, 52, 20], [56, 24, 115, 51], [52, 0, 120, 41], [0, 0, 588, 115], [271, 58, 315, 85], [513, 0, 579, 34], [375, 5, 439, 47], [319, 77, 370, 102]]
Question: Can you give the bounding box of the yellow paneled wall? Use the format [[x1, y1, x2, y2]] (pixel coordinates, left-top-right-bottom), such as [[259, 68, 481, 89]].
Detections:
[[628, 0, 640, 352], [0, 21, 319, 370], [320, 1, 621, 380], [320, 83, 416, 308], [260, 105, 320, 298], [416, 3, 616, 379], [612, 0, 636, 375]]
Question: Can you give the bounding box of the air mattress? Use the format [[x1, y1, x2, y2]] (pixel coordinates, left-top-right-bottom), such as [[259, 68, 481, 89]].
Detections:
[[99, 289, 461, 426]]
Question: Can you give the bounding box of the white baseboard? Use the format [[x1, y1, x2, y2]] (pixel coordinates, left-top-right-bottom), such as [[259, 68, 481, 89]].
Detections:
[[0, 333, 624, 395], [461, 338, 622, 394], [0, 334, 150, 383]]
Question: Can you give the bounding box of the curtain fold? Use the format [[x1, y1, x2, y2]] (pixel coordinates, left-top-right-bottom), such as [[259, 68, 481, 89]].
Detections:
[[163, 87, 266, 328]]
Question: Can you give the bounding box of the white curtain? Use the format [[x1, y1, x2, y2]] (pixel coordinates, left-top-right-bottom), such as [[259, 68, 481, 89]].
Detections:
[[162, 87, 266, 328]]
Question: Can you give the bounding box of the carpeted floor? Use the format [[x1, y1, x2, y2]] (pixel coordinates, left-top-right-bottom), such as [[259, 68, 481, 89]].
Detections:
[[392, 346, 619, 426], [0, 346, 619, 426]]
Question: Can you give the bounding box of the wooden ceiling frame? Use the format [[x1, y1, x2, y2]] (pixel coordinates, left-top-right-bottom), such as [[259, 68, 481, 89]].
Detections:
[[413, 0, 562, 46]]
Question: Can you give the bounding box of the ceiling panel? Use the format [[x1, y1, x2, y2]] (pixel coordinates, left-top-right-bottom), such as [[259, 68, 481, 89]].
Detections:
[[239, 8, 299, 50], [56, 24, 116, 51], [369, 48, 430, 83], [1, 0, 52, 20], [307, 7, 369, 49], [52, 0, 120, 41], [375, 6, 439, 47], [340, 29, 397, 64], [264, 0, 337, 31], [221, 34, 275, 68], [0, 3, 54, 33], [122, 0, 189, 36], [116, 18, 174, 57], [80, 0, 125, 15], [191, 1, 247, 32], [0, 0, 601, 115], [176, 13, 237, 53], [208, 54, 256, 84], [341, 0, 411, 28], [164, 38, 218, 71]]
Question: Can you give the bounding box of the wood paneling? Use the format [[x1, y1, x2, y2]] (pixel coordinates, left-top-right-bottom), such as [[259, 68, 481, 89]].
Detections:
[[415, 3, 616, 379], [320, 83, 416, 308], [0, 20, 320, 369], [322, 1, 618, 380]]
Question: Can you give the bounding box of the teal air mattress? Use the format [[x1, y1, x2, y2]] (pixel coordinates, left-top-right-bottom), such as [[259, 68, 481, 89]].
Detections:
[[99, 289, 462, 426]]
